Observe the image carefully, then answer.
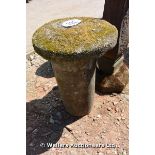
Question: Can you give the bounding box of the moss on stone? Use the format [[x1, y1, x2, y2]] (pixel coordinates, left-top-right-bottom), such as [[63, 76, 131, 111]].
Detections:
[[32, 17, 118, 60]]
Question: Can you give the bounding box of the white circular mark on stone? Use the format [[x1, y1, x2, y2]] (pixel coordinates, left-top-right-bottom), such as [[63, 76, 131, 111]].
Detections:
[[62, 19, 81, 28]]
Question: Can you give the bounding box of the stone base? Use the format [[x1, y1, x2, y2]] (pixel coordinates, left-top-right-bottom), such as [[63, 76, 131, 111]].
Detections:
[[96, 57, 128, 94]]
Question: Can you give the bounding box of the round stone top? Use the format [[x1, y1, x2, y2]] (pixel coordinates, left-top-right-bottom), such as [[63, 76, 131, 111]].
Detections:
[[32, 17, 118, 60]]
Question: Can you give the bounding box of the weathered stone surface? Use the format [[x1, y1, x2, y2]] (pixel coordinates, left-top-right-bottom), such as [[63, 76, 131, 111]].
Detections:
[[32, 17, 118, 116], [32, 17, 118, 60], [52, 58, 96, 116], [96, 58, 128, 94]]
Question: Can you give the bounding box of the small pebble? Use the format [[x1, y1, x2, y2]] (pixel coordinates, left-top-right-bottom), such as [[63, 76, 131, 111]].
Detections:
[[121, 150, 127, 155], [116, 137, 121, 141], [121, 91, 125, 94], [101, 135, 104, 139], [110, 93, 117, 97], [121, 117, 126, 120], [85, 131, 89, 135], [113, 101, 118, 106], [121, 109, 125, 113], [93, 118, 96, 121], [55, 98, 59, 101], [115, 121, 120, 125], [115, 107, 119, 112], [117, 117, 121, 121], [107, 107, 111, 111], [29, 55, 34, 61], [121, 113, 124, 117], [49, 116, 54, 124], [97, 114, 101, 118], [32, 128, 38, 133]]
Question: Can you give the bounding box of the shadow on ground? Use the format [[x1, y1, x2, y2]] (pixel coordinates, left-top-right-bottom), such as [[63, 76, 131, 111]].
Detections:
[[26, 86, 81, 155], [35, 61, 55, 78]]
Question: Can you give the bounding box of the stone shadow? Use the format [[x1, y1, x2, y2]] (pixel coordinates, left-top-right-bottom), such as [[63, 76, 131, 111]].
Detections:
[[26, 86, 81, 155], [35, 61, 54, 78]]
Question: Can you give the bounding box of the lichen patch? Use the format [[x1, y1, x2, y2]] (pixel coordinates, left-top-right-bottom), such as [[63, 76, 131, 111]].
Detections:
[[32, 17, 118, 57]]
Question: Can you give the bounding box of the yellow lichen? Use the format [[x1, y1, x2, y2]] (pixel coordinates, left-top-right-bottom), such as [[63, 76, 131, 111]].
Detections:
[[32, 17, 118, 56]]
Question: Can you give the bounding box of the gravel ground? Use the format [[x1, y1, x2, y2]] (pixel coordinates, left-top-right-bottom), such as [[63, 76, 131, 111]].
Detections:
[[26, 53, 129, 155]]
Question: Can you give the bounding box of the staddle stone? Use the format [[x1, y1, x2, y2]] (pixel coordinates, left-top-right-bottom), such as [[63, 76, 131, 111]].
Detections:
[[32, 17, 118, 116]]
